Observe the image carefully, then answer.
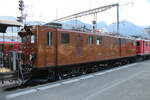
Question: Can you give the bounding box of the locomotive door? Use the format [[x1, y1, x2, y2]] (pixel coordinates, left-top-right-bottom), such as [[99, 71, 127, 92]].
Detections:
[[45, 30, 56, 67], [76, 35, 83, 57]]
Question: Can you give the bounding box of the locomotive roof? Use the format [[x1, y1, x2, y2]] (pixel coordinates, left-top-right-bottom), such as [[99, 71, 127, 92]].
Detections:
[[29, 25, 136, 41]]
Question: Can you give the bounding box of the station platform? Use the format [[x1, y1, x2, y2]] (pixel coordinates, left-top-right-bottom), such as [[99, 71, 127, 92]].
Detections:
[[1, 60, 150, 100]]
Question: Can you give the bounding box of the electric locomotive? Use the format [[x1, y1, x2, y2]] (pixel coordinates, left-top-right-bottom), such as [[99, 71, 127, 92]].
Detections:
[[18, 24, 137, 81]]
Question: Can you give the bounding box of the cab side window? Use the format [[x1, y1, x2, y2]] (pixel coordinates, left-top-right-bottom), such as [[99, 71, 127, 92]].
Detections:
[[47, 32, 53, 46], [87, 35, 94, 45], [31, 35, 36, 43], [61, 33, 70, 44], [96, 36, 102, 45]]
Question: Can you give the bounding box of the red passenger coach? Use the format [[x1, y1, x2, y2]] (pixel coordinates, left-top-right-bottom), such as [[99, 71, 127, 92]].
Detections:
[[136, 40, 144, 55], [143, 40, 150, 54], [136, 39, 150, 56], [0, 41, 21, 55]]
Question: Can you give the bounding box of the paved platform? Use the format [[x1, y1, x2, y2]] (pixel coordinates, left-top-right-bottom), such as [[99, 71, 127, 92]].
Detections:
[[1, 60, 150, 100]]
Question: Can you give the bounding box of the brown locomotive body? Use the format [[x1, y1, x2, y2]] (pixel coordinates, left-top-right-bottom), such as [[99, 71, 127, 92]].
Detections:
[[19, 25, 137, 68]]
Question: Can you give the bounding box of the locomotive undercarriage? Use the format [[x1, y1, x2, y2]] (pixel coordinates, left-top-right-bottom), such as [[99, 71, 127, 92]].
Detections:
[[28, 56, 138, 83]]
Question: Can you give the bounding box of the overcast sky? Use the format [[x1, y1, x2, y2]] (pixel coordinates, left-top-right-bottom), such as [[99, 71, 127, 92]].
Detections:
[[0, 0, 150, 26]]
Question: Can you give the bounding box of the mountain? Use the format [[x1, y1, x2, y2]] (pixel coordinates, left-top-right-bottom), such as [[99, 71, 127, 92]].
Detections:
[[61, 20, 109, 32], [62, 19, 150, 39], [97, 21, 108, 29], [25, 21, 46, 26], [108, 20, 144, 35], [107, 20, 150, 38]]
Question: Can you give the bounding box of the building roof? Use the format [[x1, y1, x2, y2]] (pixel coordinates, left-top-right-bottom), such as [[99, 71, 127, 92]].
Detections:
[[0, 19, 23, 33], [0, 20, 22, 26]]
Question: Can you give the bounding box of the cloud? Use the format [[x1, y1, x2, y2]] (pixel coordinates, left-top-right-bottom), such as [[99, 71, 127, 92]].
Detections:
[[0, 0, 20, 17], [120, 0, 150, 26]]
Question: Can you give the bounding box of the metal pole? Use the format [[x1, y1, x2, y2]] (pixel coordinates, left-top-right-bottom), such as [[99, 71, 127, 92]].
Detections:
[[12, 51, 17, 71], [117, 4, 119, 34], [2, 32, 5, 67]]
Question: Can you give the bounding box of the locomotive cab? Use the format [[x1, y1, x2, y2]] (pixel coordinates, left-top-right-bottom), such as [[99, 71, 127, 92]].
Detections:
[[19, 25, 58, 69], [18, 25, 58, 80], [19, 26, 37, 67]]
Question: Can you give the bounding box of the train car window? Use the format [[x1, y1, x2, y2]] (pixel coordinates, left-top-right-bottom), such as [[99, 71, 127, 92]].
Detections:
[[61, 33, 70, 44], [87, 35, 94, 45], [132, 41, 136, 46], [47, 32, 53, 46], [136, 41, 140, 46], [96, 36, 102, 45], [31, 35, 36, 43]]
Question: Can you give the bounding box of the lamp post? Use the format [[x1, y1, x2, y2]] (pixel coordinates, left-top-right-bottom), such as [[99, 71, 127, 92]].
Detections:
[[17, 0, 24, 23]]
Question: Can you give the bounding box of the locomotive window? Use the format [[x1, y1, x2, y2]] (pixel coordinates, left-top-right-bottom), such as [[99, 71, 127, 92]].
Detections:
[[96, 36, 102, 45], [61, 33, 70, 44], [87, 36, 94, 45], [47, 32, 53, 46]]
